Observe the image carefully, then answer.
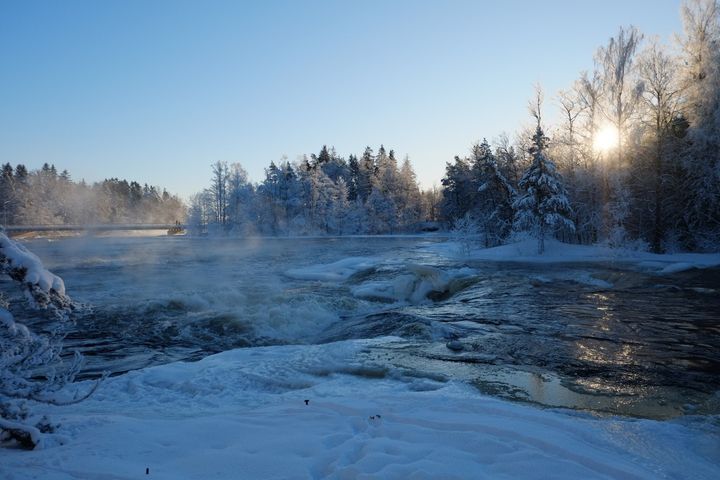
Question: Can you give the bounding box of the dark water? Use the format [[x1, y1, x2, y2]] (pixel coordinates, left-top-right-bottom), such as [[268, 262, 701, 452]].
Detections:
[[7, 235, 720, 419]]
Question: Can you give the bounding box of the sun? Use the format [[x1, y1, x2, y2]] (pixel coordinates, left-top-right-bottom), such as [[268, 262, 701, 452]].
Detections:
[[593, 125, 620, 153]]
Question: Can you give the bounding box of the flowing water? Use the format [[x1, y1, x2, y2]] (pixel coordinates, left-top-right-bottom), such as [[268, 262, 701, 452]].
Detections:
[[7, 235, 720, 419]]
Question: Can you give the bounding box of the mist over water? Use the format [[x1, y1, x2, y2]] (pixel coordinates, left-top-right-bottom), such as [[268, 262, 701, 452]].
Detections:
[[16, 235, 720, 419]]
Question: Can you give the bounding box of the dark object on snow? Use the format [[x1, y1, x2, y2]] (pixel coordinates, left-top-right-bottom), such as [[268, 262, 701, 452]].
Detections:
[[146, 467, 149, 475], [304, 399, 309, 405], [167, 221, 184, 235]]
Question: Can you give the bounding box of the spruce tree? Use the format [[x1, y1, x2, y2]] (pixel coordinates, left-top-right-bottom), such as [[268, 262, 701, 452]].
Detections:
[[473, 139, 516, 247], [513, 126, 575, 254]]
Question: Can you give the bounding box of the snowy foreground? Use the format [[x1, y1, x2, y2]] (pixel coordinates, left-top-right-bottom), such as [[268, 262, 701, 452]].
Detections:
[[2, 337, 719, 480]]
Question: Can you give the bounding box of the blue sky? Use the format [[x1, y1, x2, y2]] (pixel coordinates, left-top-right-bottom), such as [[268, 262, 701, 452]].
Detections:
[[0, 0, 682, 199]]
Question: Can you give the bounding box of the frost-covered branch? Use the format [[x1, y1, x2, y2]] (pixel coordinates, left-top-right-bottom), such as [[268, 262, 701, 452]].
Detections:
[[1, 230, 103, 449]]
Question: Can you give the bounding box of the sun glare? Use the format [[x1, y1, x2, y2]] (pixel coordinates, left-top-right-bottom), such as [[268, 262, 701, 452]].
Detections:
[[593, 125, 620, 153]]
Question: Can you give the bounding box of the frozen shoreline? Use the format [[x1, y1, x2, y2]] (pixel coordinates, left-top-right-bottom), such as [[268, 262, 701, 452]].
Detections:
[[430, 238, 720, 273], [1, 338, 719, 480]]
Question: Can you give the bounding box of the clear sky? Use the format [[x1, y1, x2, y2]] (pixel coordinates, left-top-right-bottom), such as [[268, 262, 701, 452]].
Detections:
[[0, 0, 683, 199]]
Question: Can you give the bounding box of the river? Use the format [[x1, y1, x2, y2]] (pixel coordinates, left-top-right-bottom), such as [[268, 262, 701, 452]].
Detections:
[[12, 235, 720, 419]]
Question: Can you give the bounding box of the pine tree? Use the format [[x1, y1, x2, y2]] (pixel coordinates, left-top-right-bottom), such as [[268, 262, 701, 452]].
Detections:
[[440, 156, 474, 222], [347, 154, 360, 201], [357, 147, 375, 203]]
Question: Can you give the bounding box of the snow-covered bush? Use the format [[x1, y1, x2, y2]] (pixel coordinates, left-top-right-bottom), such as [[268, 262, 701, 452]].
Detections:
[[0, 231, 102, 449], [451, 213, 480, 257]]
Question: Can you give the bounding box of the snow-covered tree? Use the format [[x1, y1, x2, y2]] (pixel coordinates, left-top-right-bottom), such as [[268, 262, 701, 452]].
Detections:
[[513, 124, 575, 254], [450, 213, 480, 257], [637, 40, 684, 252], [472, 139, 516, 247], [1, 232, 102, 449], [678, 0, 720, 249]]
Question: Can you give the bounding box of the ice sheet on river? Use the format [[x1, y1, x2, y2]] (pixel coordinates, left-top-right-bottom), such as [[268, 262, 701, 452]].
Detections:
[[2, 338, 718, 479]]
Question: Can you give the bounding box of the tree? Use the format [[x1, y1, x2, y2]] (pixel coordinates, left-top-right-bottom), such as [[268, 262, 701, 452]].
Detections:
[[397, 156, 423, 229], [678, 0, 720, 249], [357, 147, 375, 203], [440, 156, 474, 223], [472, 139, 516, 247], [513, 95, 575, 254], [210, 161, 229, 229], [638, 40, 684, 252], [347, 154, 360, 201], [592, 27, 645, 243], [1, 232, 102, 449], [597, 26, 644, 167]]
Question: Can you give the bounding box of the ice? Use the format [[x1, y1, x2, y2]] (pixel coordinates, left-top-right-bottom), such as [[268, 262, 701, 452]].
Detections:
[[659, 262, 696, 274], [1, 338, 718, 479], [285, 257, 378, 282], [352, 264, 476, 304], [530, 271, 613, 288]]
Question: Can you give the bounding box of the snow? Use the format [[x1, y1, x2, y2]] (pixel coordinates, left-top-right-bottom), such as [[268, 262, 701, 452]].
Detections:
[[0, 232, 65, 295], [1, 337, 718, 479], [0, 307, 29, 338], [352, 265, 476, 304], [433, 238, 720, 273], [285, 257, 378, 282]]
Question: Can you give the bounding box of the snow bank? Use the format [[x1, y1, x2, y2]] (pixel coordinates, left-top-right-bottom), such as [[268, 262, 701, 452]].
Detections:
[[285, 257, 378, 282], [0, 233, 65, 295], [434, 238, 720, 273], [352, 265, 476, 303], [1, 339, 718, 479]]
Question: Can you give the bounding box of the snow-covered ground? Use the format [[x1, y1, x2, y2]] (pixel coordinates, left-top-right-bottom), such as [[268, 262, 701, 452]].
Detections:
[[432, 238, 720, 274], [2, 337, 719, 480]]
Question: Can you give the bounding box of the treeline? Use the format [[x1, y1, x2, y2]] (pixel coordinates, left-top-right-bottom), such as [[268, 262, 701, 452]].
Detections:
[[191, 1, 720, 251], [0, 162, 185, 226], [443, 0, 720, 252], [188, 145, 439, 235]]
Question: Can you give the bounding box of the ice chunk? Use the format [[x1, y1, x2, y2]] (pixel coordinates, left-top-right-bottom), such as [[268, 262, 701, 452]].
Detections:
[[352, 264, 475, 304], [285, 257, 378, 282]]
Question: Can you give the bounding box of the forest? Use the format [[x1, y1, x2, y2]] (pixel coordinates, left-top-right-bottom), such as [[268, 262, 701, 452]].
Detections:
[[0, 163, 185, 226]]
